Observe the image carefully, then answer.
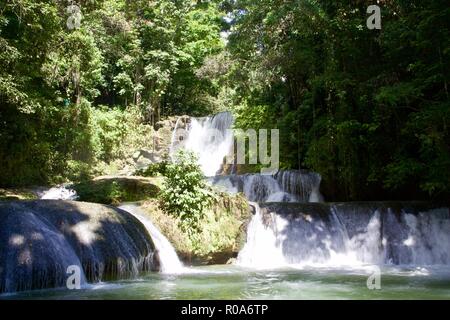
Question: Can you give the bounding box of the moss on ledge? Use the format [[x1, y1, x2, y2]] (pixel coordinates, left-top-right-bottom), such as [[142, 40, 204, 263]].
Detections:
[[0, 188, 38, 201], [72, 176, 161, 205], [139, 192, 252, 265]]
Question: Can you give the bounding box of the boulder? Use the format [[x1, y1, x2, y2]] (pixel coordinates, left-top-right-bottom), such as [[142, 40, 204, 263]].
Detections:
[[0, 200, 159, 294]]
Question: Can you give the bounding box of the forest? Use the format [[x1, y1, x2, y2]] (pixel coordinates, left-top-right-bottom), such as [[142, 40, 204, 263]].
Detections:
[[1, 0, 449, 202]]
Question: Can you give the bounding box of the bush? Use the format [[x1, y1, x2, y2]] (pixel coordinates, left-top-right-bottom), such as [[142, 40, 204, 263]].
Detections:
[[140, 193, 251, 264], [0, 98, 156, 187], [159, 150, 213, 232], [73, 177, 160, 205], [136, 161, 169, 177], [88, 105, 155, 177]]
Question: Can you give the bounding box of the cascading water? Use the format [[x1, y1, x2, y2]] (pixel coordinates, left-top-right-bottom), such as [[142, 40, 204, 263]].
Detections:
[[170, 111, 324, 202], [208, 170, 323, 203], [118, 204, 184, 274], [0, 200, 158, 294], [170, 111, 234, 177], [1, 209, 88, 292], [37, 186, 78, 200], [237, 203, 287, 268], [37, 190, 184, 274], [237, 203, 450, 268], [274, 170, 323, 203]]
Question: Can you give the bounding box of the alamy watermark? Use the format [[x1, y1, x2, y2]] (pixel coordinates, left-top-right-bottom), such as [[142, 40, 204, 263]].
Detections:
[[66, 265, 81, 290], [172, 128, 280, 174], [367, 266, 381, 290], [367, 4, 382, 30], [231, 129, 279, 174], [66, 3, 82, 30]]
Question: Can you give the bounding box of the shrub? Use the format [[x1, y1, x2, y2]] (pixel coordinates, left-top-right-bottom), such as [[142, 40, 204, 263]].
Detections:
[[159, 150, 213, 232], [141, 193, 251, 264], [73, 177, 160, 205], [136, 161, 169, 177]]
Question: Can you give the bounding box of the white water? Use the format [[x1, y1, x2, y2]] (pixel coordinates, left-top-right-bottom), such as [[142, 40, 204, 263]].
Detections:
[[237, 203, 287, 268], [171, 112, 234, 177], [38, 188, 184, 274], [209, 171, 323, 203], [237, 203, 450, 269], [118, 204, 184, 274], [38, 186, 78, 200]]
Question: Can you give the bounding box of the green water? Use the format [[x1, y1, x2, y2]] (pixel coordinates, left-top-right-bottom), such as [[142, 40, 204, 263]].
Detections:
[[3, 265, 450, 300]]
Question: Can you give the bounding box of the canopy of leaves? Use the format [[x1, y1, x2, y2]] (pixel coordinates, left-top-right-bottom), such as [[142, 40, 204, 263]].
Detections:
[[0, 0, 226, 186], [224, 0, 450, 201]]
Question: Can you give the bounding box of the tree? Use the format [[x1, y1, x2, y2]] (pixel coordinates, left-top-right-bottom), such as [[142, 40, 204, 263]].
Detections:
[[159, 150, 213, 232], [224, 0, 450, 201]]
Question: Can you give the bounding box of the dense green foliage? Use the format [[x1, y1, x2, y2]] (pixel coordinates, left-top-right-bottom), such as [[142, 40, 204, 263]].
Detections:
[[0, 0, 225, 186], [159, 150, 213, 231], [73, 176, 160, 205], [224, 0, 450, 200], [1, 0, 448, 201], [142, 192, 250, 264], [136, 161, 169, 177]]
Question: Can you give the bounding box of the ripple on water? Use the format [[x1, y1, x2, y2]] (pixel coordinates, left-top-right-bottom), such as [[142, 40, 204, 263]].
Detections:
[[3, 265, 450, 300]]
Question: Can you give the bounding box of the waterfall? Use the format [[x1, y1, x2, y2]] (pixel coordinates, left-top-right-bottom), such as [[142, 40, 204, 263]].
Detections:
[[208, 170, 323, 203], [237, 203, 450, 268], [170, 111, 324, 203], [169, 116, 185, 159], [118, 204, 184, 274], [274, 170, 323, 202], [170, 112, 234, 177], [38, 190, 183, 274], [1, 209, 88, 292], [237, 203, 287, 268], [0, 200, 158, 294]]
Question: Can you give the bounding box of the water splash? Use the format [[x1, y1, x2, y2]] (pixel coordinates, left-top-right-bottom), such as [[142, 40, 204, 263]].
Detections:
[[237, 203, 287, 268], [274, 170, 323, 203]]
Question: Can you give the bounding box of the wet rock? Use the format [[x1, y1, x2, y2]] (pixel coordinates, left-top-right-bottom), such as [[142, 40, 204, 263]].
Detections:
[[0, 200, 159, 294]]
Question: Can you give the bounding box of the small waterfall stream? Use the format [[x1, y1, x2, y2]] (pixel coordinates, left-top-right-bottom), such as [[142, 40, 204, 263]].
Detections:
[[118, 204, 184, 274], [208, 171, 323, 203]]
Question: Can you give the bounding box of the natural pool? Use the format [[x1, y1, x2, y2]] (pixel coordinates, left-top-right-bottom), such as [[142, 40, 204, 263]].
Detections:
[[3, 264, 450, 300]]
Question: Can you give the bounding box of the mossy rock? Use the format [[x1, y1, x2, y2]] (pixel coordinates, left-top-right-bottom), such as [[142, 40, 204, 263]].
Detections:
[[73, 176, 161, 205], [0, 188, 38, 201], [139, 192, 252, 265]]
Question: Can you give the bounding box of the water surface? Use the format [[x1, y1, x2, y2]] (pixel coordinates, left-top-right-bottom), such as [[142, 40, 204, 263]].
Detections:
[[4, 265, 450, 300]]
